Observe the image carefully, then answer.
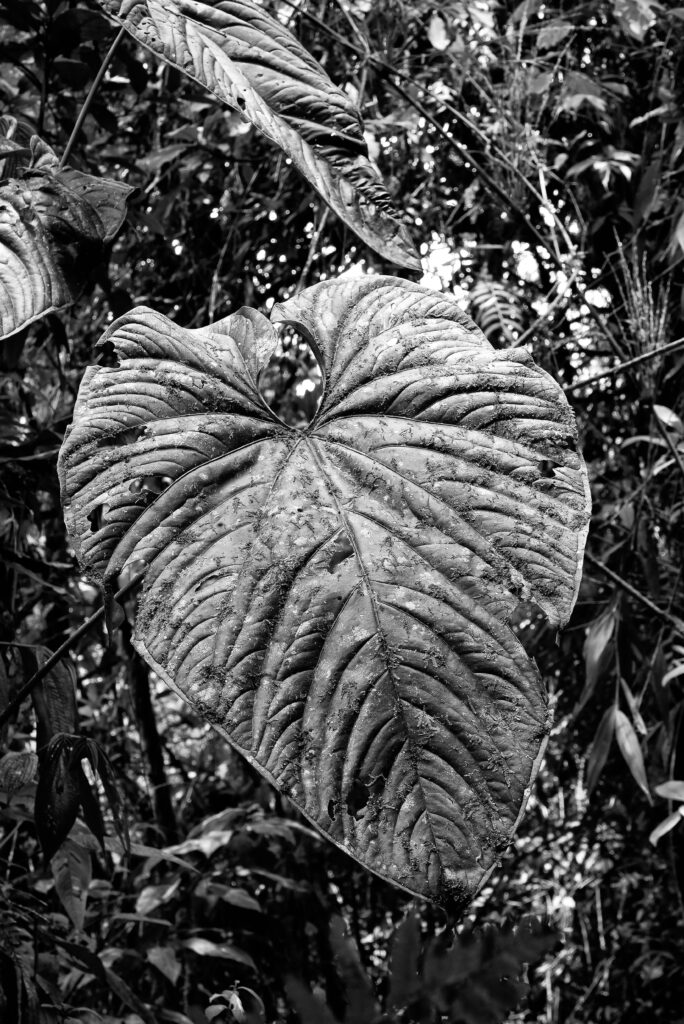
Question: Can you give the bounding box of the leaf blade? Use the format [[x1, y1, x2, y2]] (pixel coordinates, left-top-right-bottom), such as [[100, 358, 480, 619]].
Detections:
[[95, 0, 418, 269], [59, 277, 590, 903]]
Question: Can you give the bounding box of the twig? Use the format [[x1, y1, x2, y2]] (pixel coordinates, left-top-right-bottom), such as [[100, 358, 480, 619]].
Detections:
[[295, 207, 329, 294], [563, 336, 684, 395], [59, 25, 127, 169], [655, 414, 684, 484], [584, 551, 684, 638], [0, 575, 143, 730]]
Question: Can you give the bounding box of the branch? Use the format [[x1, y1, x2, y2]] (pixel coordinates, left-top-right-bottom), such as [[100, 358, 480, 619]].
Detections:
[[563, 336, 684, 395], [584, 551, 684, 639]]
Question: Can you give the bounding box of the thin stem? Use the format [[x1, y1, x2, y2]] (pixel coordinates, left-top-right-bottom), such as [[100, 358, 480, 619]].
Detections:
[[655, 414, 684, 484], [584, 551, 684, 639], [295, 206, 329, 294], [564, 336, 684, 395], [59, 25, 127, 169], [0, 575, 143, 731]]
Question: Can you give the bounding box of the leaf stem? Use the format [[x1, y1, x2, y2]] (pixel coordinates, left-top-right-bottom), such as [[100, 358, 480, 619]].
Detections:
[[59, 25, 127, 170], [563, 336, 684, 395]]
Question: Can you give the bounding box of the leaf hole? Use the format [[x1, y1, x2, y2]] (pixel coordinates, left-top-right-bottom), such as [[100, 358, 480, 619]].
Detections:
[[327, 799, 337, 821], [129, 474, 173, 500], [258, 326, 323, 427], [87, 504, 106, 533], [510, 601, 549, 657], [345, 779, 371, 820], [97, 425, 145, 448]]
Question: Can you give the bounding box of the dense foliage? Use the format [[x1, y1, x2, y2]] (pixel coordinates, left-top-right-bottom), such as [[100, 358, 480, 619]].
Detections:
[[1, 0, 684, 1022]]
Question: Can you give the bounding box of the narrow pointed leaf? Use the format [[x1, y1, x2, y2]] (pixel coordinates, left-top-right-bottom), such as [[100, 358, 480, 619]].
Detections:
[[586, 706, 615, 794], [59, 276, 590, 903], [614, 707, 652, 802], [655, 780, 684, 802], [95, 0, 419, 269], [36, 735, 81, 861], [578, 602, 616, 712]]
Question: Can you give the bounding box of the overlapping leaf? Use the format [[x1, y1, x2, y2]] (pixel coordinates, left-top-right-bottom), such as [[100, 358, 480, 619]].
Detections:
[[58, 276, 590, 902], [95, 0, 419, 269], [0, 116, 134, 341]]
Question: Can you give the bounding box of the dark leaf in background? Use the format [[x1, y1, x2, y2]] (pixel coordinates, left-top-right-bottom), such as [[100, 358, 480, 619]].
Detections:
[[35, 735, 81, 861], [27, 647, 78, 747], [0, 116, 134, 341]]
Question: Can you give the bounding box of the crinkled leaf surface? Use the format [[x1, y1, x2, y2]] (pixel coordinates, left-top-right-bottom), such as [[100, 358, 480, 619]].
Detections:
[[58, 276, 590, 902], [0, 116, 134, 341], [95, 0, 419, 270]]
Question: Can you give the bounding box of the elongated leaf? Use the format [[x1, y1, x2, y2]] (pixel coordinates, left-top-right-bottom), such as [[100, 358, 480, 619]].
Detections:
[[36, 735, 81, 861], [655, 780, 684, 802], [649, 806, 684, 846], [51, 838, 92, 930], [578, 602, 616, 712], [614, 707, 651, 802], [95, 0, 419, 269], [586, 706, 615, 794], [59, 276, 590, 903], [0, 116, 134, 341]]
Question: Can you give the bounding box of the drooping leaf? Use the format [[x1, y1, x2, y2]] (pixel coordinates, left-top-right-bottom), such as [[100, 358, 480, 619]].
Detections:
[[27, 647, 78, 747], [577, 601, 617, 712], [614, 707, 652, 802], [36, 735, 81, 861], [59, 276, 590, 903], [0, 116, 134, 341], [586, 706, 615, 794], [51, 838, 92, 930], [95, 0, 419, 270]]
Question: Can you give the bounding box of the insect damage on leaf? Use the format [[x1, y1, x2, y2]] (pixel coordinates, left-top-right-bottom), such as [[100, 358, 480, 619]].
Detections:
[[58, 276, 590, 903]]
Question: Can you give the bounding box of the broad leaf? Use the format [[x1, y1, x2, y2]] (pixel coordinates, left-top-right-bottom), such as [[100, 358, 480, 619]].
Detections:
[[59, 276, 590, 902], [0, 116, 134, 341], [95, 0, 419, 270]]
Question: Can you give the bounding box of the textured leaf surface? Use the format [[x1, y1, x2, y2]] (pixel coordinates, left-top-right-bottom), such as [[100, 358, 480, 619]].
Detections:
[[0, 116, 133, 341], [59, 276, 590, 902], [95, 0, 419, 269]]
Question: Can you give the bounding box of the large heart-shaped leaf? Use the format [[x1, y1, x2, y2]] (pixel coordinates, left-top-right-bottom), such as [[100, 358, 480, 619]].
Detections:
[[58, 277, 590, 903], [95, 0, 420, 271], [0, 116, 134, 341]]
